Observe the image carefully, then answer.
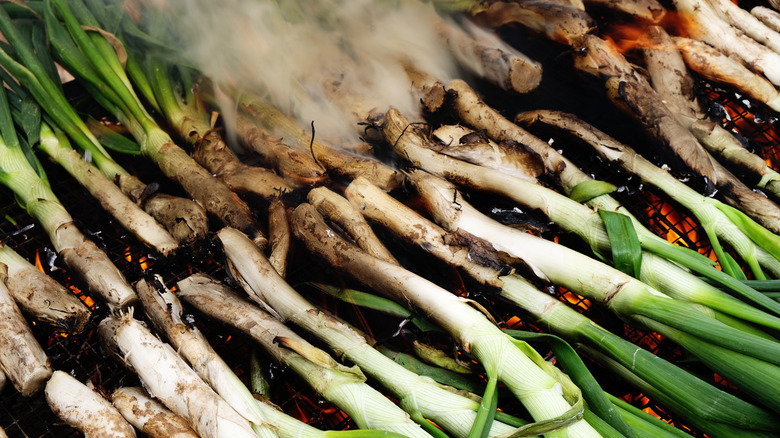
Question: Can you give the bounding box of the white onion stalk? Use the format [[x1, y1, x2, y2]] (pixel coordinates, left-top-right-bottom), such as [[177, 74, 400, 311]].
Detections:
[[381, 108, 605, 255], [45, 370, 136, 437], [387, 108, 780, 327], [753, 6, 780, 34], [0, 265, 52, 396], [0, 102, 135, 311], [640, 27, 780, 203], [308, 187, 398, 264], [342, 173, 779, 432], [673, 0, 780, 86], [0, 242, 89, 333], [111, 387, 199, 438], [217, 226, 517, 438], [290, 205, 600, 438], [514, 110, 780, 278], [344, 177, 502, 287], [36, 122, 179, 255], [411, 173, 780, 410], [709, 0, 780, 56], [439, 80, 709, 265], [135, 276, 279, 438], [98, 314, 259, 438], [176, 274, 430, 438], [0, 264, 52, 396], [672, 37, 780, 112]]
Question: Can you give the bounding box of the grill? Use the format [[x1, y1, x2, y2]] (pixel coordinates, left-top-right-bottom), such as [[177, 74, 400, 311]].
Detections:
[[1, 7, 780, 438]]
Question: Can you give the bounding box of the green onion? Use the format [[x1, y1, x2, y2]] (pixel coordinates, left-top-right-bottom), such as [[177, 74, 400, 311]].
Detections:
[[569, 181, 618, 203], [43, 0, 263, 244], [443, 81, 780, 314], [304, 282, 441, 332], [219, 227, 521, 438], [0, 63, 135, 310], [599, 210, 642, 278], [0, 4, 208, 244], [176, 273, 433, 438], [411, 169, 780, 414], [500, 274, 778, 432], [290, 205, 601, 438], [386, 108, 780, 328]]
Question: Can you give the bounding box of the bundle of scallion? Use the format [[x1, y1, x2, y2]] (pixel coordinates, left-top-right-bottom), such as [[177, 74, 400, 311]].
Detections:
[[382, 108, 780, 333], [406, 166, 780, 414], [137, 274, 412, 438], [499, 275, 779, 437], [0, 3, 209, 246], [319, 174, 779, 437], [443, 81, 780, 311], [135, 275, 280, 438], [174, 272, 434, 438], [0, 79, 180, 256], [515, 110, 780, 280], [290, 204, 603, 438], [124, 50, 293, 200], [217, 225, 528, 438], [12, 0, 264, 245], [0, 65, 135, 310], [98, 314, 260, 438]]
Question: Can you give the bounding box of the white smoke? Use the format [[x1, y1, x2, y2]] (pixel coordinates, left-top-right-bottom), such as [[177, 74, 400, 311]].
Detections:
[[158, 0, 461, 145]]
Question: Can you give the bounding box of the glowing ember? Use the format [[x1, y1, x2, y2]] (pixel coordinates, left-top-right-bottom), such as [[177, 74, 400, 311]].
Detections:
[[707, 87, 780, 171], [560, 289, 592, 312], [505, 315, 522, 327], [123, 247, 150, 271], [68, 284, 95, 309], [643, 192, 716, 262]]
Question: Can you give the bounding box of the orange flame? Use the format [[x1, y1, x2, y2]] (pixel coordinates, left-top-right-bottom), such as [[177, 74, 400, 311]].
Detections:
[[34, 250, 45, 273], [601, 11, 699, 56], [658, 11, 700, 39], [603, 24, 656, 55]]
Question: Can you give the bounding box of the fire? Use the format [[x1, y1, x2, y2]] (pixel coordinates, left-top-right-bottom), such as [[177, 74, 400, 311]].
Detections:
[[635, 395, 669, 421], [602, 23, 656, 54], [34, 250, 45, 273], [714, 373, 738, 391], [707, 87, 780, 171], [505, 315, 522, 327], [68, 284, 95, 308], [123, 247, 150, 271], [658, 11, 700, 40], [601, 11, 699, 56], [560, 289, 592, 312], [621, 392, 691, 429], [643, 192, 716, 262]]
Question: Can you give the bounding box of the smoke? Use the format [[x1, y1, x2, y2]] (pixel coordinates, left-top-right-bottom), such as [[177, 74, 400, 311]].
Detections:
[[156, 0, 461, 145]]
